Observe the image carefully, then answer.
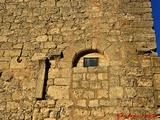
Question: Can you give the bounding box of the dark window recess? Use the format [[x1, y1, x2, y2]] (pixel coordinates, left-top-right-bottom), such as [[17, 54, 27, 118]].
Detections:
[[84, 58, 98, 67]]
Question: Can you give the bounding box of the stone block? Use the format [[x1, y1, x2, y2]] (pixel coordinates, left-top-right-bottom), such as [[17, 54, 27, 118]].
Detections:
[[47, 86, 69, 99], [41, 0, 55, 7], [73, 73, 83, 81], [0, 0, 5, 3], [137, 87, 153, 97], [132, 21, 153, 28], [71, 41, 85, 53], [0, 50, 4, 56], [83, 91, 95, 99], [31, 53, 46, 61], [60, 68, 71, 77], [13, 43, 23, 49], [71, 89, 83, 99], [143, 13, 153, 20], [80, 81, 89, 88], [36, 59, 46, 99], [121, 99, 133, 107], [73, 67, 87, 73], [0, 102, 5, 111], [87, 66, 108, 73], [89, 100, 98, 107], [100, 100, 117, 107], [77, 99, 87, 107], [91, 108, 105, 118], [154, 74, 160, 90], [73, 109, 90, 117], [10, 57, 26, 68], [152, 57, 160, 67], [56, 99, 73, 107], [23, 42, 39, 50], [90, 82, 101, 89], [102, 81, 108, 89], [98, 73, 108, 80], [110, 87, 123, 99], [44, 42, 56, 48], [133, 97, 148, 107], [0, 36, 7, 42], [48, 28, 60, 34], [104, 45, 122, 61], [48, 68, 60, 78], [72, 82, 79, 88], [109, 75, 120, 86], [96, 39, 111, 53], [109, 30, 120, 35], [47, 79, 54, 86], [1, 71, 12, 81], [125, 87, 136, 98], [121, 76, 135, 87], [45, 7, 60, 14], [54, 78, 70, 85], [44, 118, 56, 120], [1, 43, 12, 50], [12, 91, 22, 100], [4, 50, 20, 57], [97, 90, 108, 98], [109, 66, 124, 76], [36, 35, 48, 42], [137, 79, 152, 87], [87, 73, 97, 80], [153, 67, 160, 74], [0, 62, 9, 70], [59, 61, 72, 68], [13, 0, 23, 2], [6, 102, 19, 110]]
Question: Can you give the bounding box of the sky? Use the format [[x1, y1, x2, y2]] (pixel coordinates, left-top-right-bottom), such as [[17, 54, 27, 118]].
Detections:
[[151, 0, 160, 56]]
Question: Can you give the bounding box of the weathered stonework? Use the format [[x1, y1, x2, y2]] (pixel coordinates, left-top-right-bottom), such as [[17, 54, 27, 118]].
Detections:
[[0, 0, 159, 120]]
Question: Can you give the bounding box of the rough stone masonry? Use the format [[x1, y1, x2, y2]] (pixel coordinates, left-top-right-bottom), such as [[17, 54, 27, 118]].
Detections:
[[0, 0, 160, 120]]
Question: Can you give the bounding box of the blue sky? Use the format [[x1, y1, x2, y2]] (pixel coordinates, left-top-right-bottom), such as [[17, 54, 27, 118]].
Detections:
[[151, 0, 160, 56]]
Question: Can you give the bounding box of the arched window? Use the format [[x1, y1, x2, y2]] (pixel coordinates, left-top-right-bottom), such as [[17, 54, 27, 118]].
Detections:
[[72, 49, 108, 67]]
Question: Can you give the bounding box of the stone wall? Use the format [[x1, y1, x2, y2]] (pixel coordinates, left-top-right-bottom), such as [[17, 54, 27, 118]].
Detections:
[[0, 0, 159, 120]]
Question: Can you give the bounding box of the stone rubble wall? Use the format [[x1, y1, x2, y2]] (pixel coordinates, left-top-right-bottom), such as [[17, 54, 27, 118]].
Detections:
[[0, 0, 159, 120]]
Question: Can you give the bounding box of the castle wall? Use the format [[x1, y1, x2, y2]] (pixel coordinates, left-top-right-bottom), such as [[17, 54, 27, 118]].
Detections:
[[0, 0, 159, 119]]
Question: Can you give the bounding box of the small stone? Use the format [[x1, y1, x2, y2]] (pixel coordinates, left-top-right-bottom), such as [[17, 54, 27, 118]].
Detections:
[[102, 81, 108, 89], [80, 81, 89, 88], [56, 99, 73, 107], [98, 73, 108, 80], [110, 87, 123, 99], [54, 78, 70, 85], [12, 91, 22, 100], [97, 90, 108, 98], [1, 71, 12, 81], [87, 73, 97, 80], [73, 74, 83, 81], [71, 89, 83, 98], [89, 100, 98, 107], [77, 99, 87, 107], [83, 91, 95, 99], [31, 53, 46, 61], [100, 100, 117, 107], [90, 82, 101, 89], [0, 62, 9, 70], [0, 36, 8, 42], [91, 108, 105, 118], [36, 35, 48, 42], [47, 86, 69, 99]]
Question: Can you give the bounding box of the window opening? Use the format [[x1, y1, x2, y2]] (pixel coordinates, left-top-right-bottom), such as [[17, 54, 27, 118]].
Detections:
[[84, 58, 98, 67]]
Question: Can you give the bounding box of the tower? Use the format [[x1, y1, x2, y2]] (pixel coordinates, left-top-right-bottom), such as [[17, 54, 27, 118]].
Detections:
[[0, 0, 159, 119]]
